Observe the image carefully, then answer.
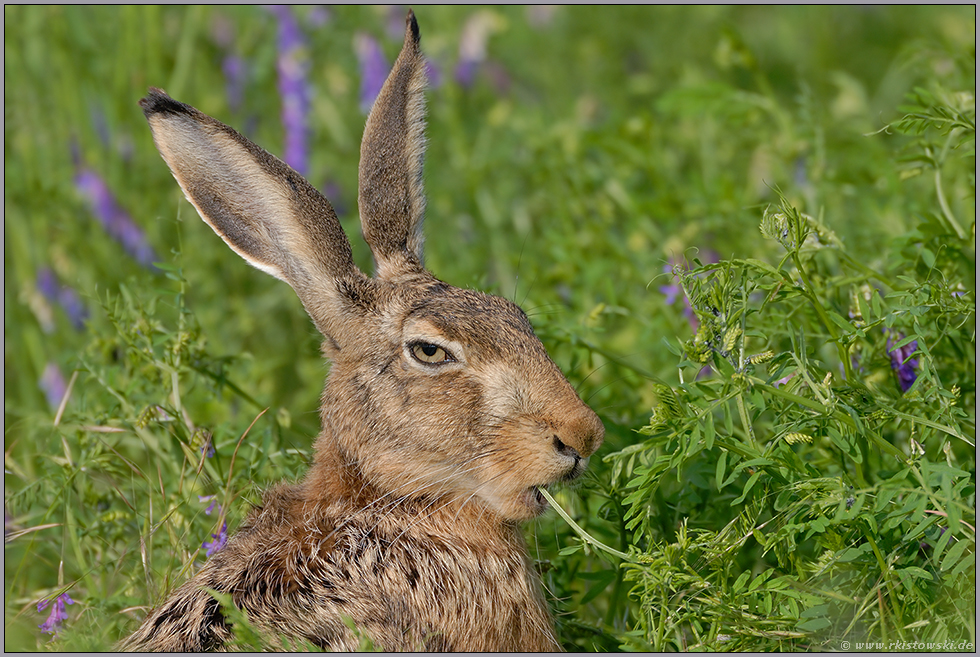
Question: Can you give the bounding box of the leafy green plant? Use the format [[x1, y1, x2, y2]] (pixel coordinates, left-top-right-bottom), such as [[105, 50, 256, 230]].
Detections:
[[4, 5, 974, 652], [596, 69, 975, 650]]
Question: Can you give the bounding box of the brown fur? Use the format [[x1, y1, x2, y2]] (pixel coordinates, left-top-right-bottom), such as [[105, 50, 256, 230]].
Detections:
[[125, 10, 603, 652]]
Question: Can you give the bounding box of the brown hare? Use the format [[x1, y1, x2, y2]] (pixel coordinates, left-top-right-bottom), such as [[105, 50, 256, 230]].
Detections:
[[123, 10, 603, 652]]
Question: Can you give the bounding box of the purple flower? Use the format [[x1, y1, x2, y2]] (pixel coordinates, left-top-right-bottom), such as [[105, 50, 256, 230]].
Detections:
[[36, 268, 59, 300], [222, 55, 248, 113], [39, 362, 67, 410], [212, 10, 248, 113], [774, 372, 796, 387], [454, 59, 479, 89], [203, 521, 228, 557], [659, 251, 720, 332], [658, 263, 683, 306], [455, 11, 498, 88], [74, 169, 158, 269], [320, 180, 347, 218], [425, 58, 442, 90], [659, 262, 697, 330], [90, 105, 111, 148], [885, 331, 919, 393], [88, 106, 134, 162], [201, 489, 228, 556], [199, 495, 218, 516], [307, 5, 331, 29], [355, 33, 389, 114], [384, 5, 406, 40], [37, 592, 75, 635], [196, 430, 216, 459], [37, 268, 88, 330], [268, 5, 311, 175]]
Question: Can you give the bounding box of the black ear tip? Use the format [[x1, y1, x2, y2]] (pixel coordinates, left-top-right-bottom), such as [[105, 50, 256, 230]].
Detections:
[[406, 8, 420, 43], [139, 88, 191, 119]]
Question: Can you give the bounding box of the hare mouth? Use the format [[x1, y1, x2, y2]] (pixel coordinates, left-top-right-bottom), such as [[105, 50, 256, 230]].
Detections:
[[517, 486, 545, 515], [520, 460, 589, 515], [521, 485, 551, 515]]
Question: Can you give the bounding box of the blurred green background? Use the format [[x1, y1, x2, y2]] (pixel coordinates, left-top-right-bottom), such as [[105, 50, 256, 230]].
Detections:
[[4, 5, 974, 651]]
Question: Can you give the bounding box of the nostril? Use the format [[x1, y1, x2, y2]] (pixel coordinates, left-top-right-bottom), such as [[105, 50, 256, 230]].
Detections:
[[552, 435, 581, 461]]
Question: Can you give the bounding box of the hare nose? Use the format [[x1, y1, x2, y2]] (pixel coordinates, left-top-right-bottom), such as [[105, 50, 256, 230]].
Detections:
[[553, 435, 581, 461], [553, 405, 604, 459]]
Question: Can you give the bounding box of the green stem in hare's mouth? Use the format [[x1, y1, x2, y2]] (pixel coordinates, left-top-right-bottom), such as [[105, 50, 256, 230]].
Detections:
[[538, 487, 633, 562]]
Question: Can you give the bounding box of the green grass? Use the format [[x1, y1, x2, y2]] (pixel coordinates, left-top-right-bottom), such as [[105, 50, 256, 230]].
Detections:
[[4, 5, 975, 651]]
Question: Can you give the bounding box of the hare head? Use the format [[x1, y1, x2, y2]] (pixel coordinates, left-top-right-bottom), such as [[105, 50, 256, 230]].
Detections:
[[140, 10, 603, 524]]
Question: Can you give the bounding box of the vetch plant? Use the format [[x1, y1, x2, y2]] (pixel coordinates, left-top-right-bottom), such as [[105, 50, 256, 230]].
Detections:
[[2, 6, 974, 652], [268, 5, 311, 175], [74, 168, 158, 269], [37, 593, 75, 637], [36, 268, 88, 331], [597, 84, 975, 649], [355, 32, 389, 114]]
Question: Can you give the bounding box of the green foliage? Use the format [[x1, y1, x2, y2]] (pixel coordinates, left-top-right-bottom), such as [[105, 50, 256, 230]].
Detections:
[[4, 5, 974, 652], [607, 90, 975, 649]]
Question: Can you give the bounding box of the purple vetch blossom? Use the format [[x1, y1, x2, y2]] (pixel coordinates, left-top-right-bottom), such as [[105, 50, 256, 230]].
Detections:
[[659, 262, 697, 331], [307, 5, 331, 28], [212, 13, 248, 113], [774, 372, 796, 387], [37, 592, 75, 635], [355, 33, 390, 114], [74, 169, 158, 268], [89, 106, 134, 162], [39, 362, 68, 411], [199, 496, 225, 556], [199, 495, 219, 516], [425, 58, 442, 90], [203, 521, 229, 557], [268, 5, 311, 175], [321, 180, 347, 218], [658, 263, 683, 306], [454, 58, 479, 89], [455, 11, 497, 88], [36, 268, 88, 330], [196, 428, 216, 459], [384, 5, 406, 40], [222, 55, 248, 113], [658, 251, 720, 332], [90, 104, 111, 148], [885, 330, 919, 393]]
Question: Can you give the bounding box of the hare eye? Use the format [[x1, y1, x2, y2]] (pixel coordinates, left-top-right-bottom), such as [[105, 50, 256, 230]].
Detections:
[[410, 342, 452, 365]]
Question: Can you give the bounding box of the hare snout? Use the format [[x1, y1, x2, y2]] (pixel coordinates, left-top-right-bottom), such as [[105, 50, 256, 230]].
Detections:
[[552, 435, 591, 481], [552, 434, 582, 462], [547, 394, 605, 465]]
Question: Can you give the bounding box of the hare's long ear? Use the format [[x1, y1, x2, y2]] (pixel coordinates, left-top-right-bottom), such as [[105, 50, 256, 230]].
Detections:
[[140, 89, 370, 340], [358, 10, 428, 281]]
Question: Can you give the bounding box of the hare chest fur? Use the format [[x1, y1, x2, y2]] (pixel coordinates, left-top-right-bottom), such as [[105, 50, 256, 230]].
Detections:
[[123, 483, 559, 651], [125, 9, 603, 652]]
